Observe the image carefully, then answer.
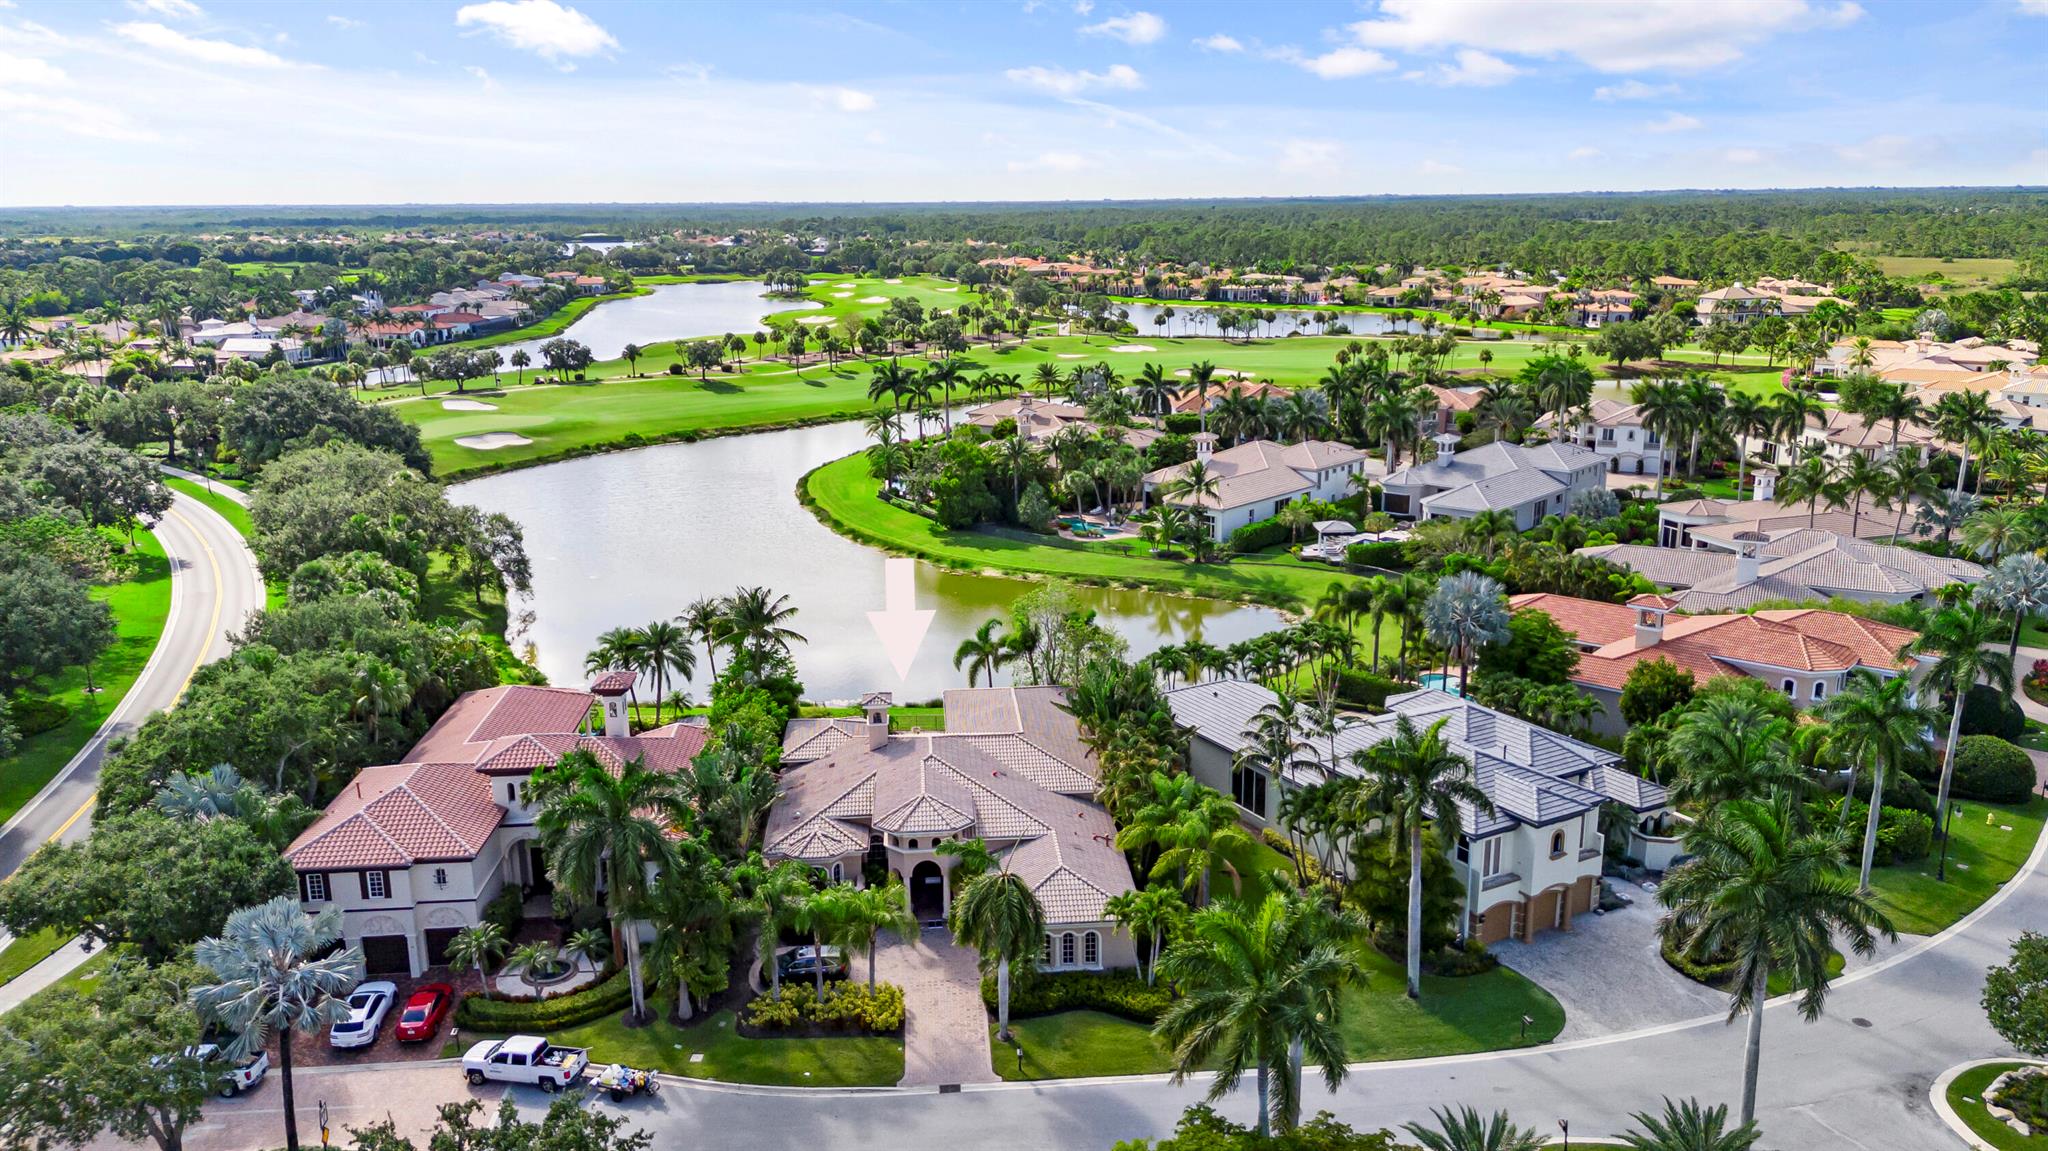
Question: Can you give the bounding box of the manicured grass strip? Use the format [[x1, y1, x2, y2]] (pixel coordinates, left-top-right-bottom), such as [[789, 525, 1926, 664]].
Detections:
[[0, 928, 72, 988], [806, 451, 1354, 610], [1868, 797, 2047, 937], [0, 528, 172, 827], [1945, 1062, 2048, 1150], [459, 999, 902, 1087], [992, 951, 1563, 1082]]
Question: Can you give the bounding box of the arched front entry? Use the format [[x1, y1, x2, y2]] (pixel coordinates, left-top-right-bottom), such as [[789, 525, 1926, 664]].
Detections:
[[910, 861, 945, 923]]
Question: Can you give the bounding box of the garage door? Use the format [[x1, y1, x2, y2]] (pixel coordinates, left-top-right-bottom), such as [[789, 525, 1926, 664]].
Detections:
[[360, 934, 411, 975], [424, 928, 462, 969]]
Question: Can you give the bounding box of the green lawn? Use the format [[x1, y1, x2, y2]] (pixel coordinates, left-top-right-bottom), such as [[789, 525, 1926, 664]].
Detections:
[[454, 999, 902, 1087], [1945, 1062, 2048, 1150], [1867, 797, 2047, 937], [0, 928, 72, 987], [0, 528, 172, 826], [992, 950, 1563, 1082]]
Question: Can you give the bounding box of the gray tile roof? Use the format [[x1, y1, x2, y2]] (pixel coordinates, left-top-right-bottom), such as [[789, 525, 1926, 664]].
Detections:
[[1422, 467, 1567, 514]]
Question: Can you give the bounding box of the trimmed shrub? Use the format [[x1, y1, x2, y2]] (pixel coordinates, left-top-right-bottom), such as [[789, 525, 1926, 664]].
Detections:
[[455, 967, 632, 1032], [1343, 540, 1406, 570], [1962, 683, 2026, 741], [1334, 669, 1411, 711], [1807, 798, 1934, 864], [1952, 735, 2037, 804], [1161, 413, 1203, 435], [481, 886, 525, 937], [743, 981, 905, 1035], [8, 696, 69, 737], [1661, 935, 1737, 987], [1428, 939, 1499, 977], [1227, 517, 1290, 555], [986, 969, 1174, 1022]]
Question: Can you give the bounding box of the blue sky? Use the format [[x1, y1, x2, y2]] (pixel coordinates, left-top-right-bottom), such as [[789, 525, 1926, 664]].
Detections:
[[2, 0, 2045, 206]]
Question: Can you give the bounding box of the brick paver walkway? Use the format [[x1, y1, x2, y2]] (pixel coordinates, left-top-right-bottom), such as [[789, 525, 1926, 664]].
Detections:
[[874, 929, 995, 1087]]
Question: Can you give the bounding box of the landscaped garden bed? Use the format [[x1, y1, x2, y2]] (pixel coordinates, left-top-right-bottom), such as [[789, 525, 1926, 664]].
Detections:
[[1947, 1062, 2048, 1150]]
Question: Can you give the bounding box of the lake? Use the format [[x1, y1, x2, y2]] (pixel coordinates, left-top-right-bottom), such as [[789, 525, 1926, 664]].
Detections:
[[482, 280, 820, 367], [1104, 302, 1510, 341], [450, 420, 1287, 702]]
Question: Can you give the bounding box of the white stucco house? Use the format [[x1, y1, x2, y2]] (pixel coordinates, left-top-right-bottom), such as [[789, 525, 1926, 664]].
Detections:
[[1380, 435, 1608, 531], [1142, 434, 1369, 542], [1536, 398, 1665, 475]]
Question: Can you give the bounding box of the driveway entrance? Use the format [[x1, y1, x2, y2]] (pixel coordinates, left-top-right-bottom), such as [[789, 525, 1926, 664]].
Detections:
[[874, 929, 995, 1088]]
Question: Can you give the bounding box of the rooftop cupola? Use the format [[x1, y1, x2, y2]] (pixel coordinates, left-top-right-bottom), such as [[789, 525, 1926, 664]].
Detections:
[[588, 671, 637, 737]]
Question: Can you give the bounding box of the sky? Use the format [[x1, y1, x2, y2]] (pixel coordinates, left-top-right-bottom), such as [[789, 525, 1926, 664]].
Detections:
[[2, 0, 2046, 207]]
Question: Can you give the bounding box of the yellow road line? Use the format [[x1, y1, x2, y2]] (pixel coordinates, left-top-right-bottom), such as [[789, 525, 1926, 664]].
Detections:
[[44, 505, 227, 845]]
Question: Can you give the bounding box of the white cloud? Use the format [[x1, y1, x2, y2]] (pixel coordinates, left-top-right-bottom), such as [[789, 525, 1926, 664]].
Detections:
[[126, 0, 203, 18], [2021, 0, 2048, 13], [1642, 111, 1702, 132], [1081, 11, 1165, 45], [1419, 158, 1463, 175], [465, 65, 498, 91], [0, 50, 67, 87], [113, 22, 292, 68], [1594, 79, 1680, 101], [326, 14, 365, 30], [1279, 138, 1341, 171], [1428, 48, 1518, 86], [1008, 150, 1087, 172], [1722, 147, 1766, 164], [0, 90, 157, 141], [1005, 63, 1143, 95], [1194, 33, 1242, 53], [454, 0, 618, 62], [1277, 45, 1396, 79], [1568, 145, 1603, 160], [1342, 0, 1864, 73], [829, 87, 876, 112], [1072, 0, 1094, 14], [665, 61, 712, 83]]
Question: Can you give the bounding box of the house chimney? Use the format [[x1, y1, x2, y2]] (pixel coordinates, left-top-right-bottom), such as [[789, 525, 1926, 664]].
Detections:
[[862, 692, 892, 751], [1432, 430, 1462, 461], [1734, 539, 1763, 588], [1629, 596, 1668, 651], [1751, 469, 1777, 503], [589, 672, 634, 737], [1192, 432, 1216, 462]]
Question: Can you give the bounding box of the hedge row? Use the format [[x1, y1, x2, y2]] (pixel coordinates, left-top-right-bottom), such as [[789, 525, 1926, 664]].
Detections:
[[1952, 735, 2038, 804], [454, 967, 632, 1032], [983, 969, 1174, 1023], [1343, 540, 1406, 570], [1334, 669, 1414, 711], [1227, 517, 1290, 555]]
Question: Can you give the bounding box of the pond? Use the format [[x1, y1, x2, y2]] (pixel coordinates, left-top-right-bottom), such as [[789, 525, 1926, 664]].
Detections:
[[1101, 302, 1513, 341], [483, 280, 820, 367], [450, 420, 1287, 702]]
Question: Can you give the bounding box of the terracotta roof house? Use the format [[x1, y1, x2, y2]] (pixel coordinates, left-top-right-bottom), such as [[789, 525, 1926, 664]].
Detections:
[[1580, 528, 1982, 611], [1168, 680, 1675, 939], [766, 688, 1138, 972], [1166, 377, 1291, 414], [964, 395, 1161, 451], [1695, 283, 1780, 325], [286, 680, 708, 977], [1506, 592, 1927, 736], [1143, 434, 1368, 541], [1381, 436, 1607, 531]]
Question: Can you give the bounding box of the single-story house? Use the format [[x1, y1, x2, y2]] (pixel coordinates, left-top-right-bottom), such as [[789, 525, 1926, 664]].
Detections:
[[1580, 527, 1982, 611], [1143, 434, 1369, 541]]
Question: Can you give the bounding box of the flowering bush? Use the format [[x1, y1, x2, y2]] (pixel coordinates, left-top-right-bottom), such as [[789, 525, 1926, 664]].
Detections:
[[742, 981, 905, 1034]]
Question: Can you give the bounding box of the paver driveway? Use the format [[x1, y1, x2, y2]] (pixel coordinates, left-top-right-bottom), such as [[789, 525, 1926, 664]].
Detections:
[[874, 929, 995, 1087]]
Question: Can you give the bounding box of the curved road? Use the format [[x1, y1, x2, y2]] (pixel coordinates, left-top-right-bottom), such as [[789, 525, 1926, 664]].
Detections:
[[0, 489, 264, 877]]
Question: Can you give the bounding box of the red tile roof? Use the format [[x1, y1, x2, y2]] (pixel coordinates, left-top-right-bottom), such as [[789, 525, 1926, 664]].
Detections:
[[588, 670, 637, 696], [403, 685, 597, 764], [286, 761, 504, 870]]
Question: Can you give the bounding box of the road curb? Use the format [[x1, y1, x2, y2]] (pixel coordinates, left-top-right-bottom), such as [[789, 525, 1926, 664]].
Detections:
[[1930, 1058, 2047, 1150]]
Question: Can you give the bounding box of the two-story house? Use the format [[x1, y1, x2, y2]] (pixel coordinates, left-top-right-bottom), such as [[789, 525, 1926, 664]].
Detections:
[[1168, 681, 1671, 944], [285, 675, 707, 977], [1537, 398, 1663, 475]]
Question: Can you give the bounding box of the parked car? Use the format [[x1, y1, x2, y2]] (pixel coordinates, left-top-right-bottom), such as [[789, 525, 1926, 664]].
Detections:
[[394, 982, 456, 1043], [462, 1035, 589, 1092], [159, 1044, 269, 1098], [328, 981, 397, 1049], [776, 945, 848, 983]]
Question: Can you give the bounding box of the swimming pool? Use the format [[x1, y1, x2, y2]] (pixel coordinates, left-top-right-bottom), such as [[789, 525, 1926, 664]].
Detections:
[[1418, 672, 1464, 696]]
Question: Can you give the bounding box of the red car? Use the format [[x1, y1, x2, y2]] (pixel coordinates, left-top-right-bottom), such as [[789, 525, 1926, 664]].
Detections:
[[393, 983, 455, 1043]]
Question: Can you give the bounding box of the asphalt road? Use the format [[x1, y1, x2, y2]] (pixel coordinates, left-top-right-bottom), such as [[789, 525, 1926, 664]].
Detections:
[[0, 491, 265, 878]]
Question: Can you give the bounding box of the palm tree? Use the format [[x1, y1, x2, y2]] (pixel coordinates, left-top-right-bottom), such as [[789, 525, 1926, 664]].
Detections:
[[535, 751, 689, 1021], [1930, 389, 1999, 499], [953, 618, 1010, 687], [634, 619, 694, 726], [1350, 715, 1492, 998], [1154, 889, 1362, 1137], [191, 897, 362, 1151], [1116, 771, 1254, 905], [1979, 551, 2048, 663], [351, 661, 407, 746], [1880, 452, 1938, 541], [444, 922, 510, 1001], [677, 596, 728, 683], [743, 857, 818, 1001], [1616, 1098, 1761, 1151], [621, 342, 643, 376], [1187, 361, 1218, 434], [1103, 885, 1187, 987], [1816, 671, 1936, 893], [1631, 378, 1687, 498], [1834, 450, 1887, 537], [837, 880, 918, 988], [948, 867, 1046, 1044], [509, 349, 530, 386], [723, 585, 806, 660], [1778, 445, 1835, 529], [1422, 571, 1510, 693], [1658, 795, 1894, 1127], [1403, 1106, 1549, 1151], [1663, 694, 1798, 808], [792, 885, 851, 999], [1723, 390, 1769, 496], [1900, 605, 2013, 877]]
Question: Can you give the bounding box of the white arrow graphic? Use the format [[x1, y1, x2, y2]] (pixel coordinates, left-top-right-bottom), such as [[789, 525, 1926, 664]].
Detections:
[[867, 557, 935, 681]]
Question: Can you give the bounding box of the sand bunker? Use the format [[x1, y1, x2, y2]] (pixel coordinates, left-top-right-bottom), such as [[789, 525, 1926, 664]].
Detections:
[[858, 296, 889, 304], [441, 398, 498, 411], [835, 282, 855, 288], [1057, 353, 1087, 360], [796, 316, 836, 325], [455, 432, 532, 450], [831, 291, 853, 298], [883, 278, 903, 284], [1108, 344, 1157, 353], [936, 286, 959, 293]]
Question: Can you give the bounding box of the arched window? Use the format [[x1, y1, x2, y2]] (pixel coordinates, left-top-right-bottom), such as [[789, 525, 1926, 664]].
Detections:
[[908, 839, 919, 850], [1042, 935, 1053, 965], [1083, 931, 1100, 966], [1812, 680, 1827, 702], [1781, 679, 1796, 698], [1549, 830, 1566, 858], [830, 863, 843, 882], [1060, 932, 1077, 967]]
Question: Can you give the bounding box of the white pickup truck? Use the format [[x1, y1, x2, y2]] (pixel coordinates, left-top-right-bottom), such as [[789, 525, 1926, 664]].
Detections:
[[462, 1035, 589, 1092]]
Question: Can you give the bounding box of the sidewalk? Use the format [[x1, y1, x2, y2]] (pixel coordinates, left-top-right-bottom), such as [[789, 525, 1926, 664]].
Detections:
[[0, 936, 96, 1014]]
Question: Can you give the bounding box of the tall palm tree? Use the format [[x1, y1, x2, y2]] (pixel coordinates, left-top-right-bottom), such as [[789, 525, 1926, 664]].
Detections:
[[1816, 671, 1936, 893], [1631, 378, 1687, 498], [191, 897, 362, 1151], [837, 880, 918, 989], [444, 921, 510, 1001], [1723, 389, 1769, 496], [723, 585, 806, 660], [677, 596, 728, 683], [949, 867, 1046, 1044], [1103, 885, 1187, 987], [1658, 795, 1894, 1127], [793, 885, 851, 999], [1404, 1106, 1549, 1151], [509, 349, 530, 386], [1187, 361, 1218, 434], [1834, 450, 1887, 537], [1880, 453, 1938, 541], [1616, 1098, 1761, 1151], [1778, 445, 1835, 529], [1153, 889, 1363, 1137], [1979, 551, 2048, 663], [1663, 694, 1798, 808], [742, 857, 817, 1001], [1115, 771, 1253, 905], [1422, 571, 1510, 693], [1930, 389, 1999, 499], [351, 661, 407, 746], [953, 618, 1010, 687], [1900, 605, 2013, 877], [534, 751, 689, 1021], [1350, 715, 1492, 998], [634, 619, 694, 726]]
